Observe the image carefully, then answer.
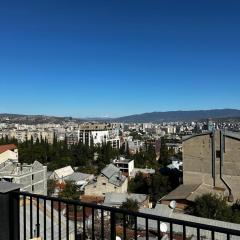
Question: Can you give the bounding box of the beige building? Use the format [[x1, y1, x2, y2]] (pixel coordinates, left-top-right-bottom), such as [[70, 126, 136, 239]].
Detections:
[[161, 130, 240, 207], [84, 164, 128, 196], [182, 130, 240, 202]]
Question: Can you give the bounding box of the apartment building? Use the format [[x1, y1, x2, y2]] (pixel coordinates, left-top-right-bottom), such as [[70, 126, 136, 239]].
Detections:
[[0, 160, 47, 195], [161, 130, 240, 207], [78, 123, 120, 147], [112, 157, 134, 176], [182, 130, 240, 202]]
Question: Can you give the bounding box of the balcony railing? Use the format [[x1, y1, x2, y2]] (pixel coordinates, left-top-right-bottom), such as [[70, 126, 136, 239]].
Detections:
[[0, 182, 240, 240]]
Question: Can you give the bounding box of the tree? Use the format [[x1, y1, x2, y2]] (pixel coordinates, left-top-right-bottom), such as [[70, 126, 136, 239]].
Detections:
[[58, 181, 81, 200], [232, 200, 240, 224], [120, 198, 139, 212], [149, 173, 171, 202], [186, 194, 232, 222], [128, 172, 149, 194], [159, 139, 170, 166], [120, 198, 139, 227], [47, 179, 56, 196], [128, 172, 172, 204]]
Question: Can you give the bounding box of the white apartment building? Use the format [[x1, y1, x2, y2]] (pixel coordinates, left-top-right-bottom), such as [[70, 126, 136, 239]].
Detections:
[[112, 157, 134, 176]]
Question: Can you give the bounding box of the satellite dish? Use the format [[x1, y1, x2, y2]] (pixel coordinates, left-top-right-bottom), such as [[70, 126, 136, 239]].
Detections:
[[116, 236, 121, 240], [160, 222, 168, 233], [169, 200, 177, 209]]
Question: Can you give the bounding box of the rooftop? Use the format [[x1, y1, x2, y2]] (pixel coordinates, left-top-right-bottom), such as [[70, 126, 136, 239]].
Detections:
[[0, 144, 17, 154]]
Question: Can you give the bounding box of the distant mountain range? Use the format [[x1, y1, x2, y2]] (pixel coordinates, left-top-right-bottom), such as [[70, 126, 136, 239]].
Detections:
[[112, 109, 240, 123], [1, 109, 240, 123]]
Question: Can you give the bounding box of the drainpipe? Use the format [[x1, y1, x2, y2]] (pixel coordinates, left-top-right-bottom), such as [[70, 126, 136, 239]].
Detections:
[[211, 130, 216, 187], [220, 130, 234, 202]]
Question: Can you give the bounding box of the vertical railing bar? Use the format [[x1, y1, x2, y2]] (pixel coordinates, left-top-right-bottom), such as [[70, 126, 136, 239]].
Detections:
[[134, 216, 137, 240], [101, 209, 104, 240], [37, 197, 40, 237], [92, 208, 95, 240], [23, 195, 26, 240], [44, 199, 46, 240], [197, 227, 200, 240], [30, 196, 33, 239], [66, 203, 69, 240], [227, 233, 230, 240], [74, 204, 77, 238], [110, 211, 116, 240], [146, 218, 149, 240], [51, 200, 54, 240], [157, 220, 160, 240], [123, 214, 127, 240], [211, 230, 215, 240], [58, 201, 61, 240], [170, 222, 173, 240], [83, 206, 86, 239], [183, 225, 186, 240]]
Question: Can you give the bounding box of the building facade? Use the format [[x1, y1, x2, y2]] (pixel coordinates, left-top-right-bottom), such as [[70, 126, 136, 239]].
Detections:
[[0, 160, 47, 195], [183, 130, 240, 202], [84, 164, 128, 196]]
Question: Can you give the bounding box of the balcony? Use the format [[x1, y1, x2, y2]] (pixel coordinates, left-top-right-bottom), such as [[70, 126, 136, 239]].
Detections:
[[0, 182, 240, 240]]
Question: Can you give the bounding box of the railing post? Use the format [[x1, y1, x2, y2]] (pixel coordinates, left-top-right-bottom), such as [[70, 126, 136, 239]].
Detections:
[[0, 182, 21, 240], [110, 211, 116, 240]]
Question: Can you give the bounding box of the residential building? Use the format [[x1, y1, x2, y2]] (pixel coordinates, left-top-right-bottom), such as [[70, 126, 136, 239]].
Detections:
[[161, 130, 240, 207], [103, 192, 151, 208], [0, 144, 18, 164], [138, 204, 240, 240], [84, 164, 128, 196], [112, 156, 134, 176], [131, 168, 155, 178], [0, 160, 47, 195], [182, 130, 240, 202], [49, 166, 94, 193]]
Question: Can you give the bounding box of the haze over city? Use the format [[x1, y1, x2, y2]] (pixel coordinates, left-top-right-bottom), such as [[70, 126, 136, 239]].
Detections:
[[1, 0, 240, 117]]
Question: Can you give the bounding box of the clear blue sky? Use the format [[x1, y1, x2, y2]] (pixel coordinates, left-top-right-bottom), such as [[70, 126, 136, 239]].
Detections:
[[0, 0, 240, 117]]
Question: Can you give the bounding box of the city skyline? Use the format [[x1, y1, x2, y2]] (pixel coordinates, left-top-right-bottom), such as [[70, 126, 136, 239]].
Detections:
[[1, 1, 240, 117]]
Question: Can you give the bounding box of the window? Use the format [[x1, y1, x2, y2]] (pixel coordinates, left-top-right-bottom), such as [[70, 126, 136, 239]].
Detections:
[[102, 183, 106, 185], [32, 175, 34, 181], [216, 150, 221, 158], [32, 185, 35, 192]]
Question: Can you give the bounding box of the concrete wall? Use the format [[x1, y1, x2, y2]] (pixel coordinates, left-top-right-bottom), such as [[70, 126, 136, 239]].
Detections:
[[183, 131, 240, 201]]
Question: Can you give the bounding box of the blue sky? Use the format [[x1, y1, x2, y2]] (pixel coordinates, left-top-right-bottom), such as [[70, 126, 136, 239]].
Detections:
[[0, 0, 240, 117]]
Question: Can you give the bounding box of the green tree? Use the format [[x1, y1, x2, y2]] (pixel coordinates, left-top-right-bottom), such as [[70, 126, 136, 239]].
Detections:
[[47, 179, 56, 196], [58, 181, 81, 200], [186, 194, 232, 221], [120, 198, 139, 212], [120, 198, 139, 227], [149, 173, 171, 202], [128, 172, 149, 194]]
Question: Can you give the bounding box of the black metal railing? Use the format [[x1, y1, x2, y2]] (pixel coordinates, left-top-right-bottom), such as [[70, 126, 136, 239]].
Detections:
[[0, 183, 240, 240], [16, 191, 240, 240]]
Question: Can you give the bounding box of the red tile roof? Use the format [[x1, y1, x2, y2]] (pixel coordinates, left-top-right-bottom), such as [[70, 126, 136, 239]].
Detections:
[[0, 144, 17, 154]]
